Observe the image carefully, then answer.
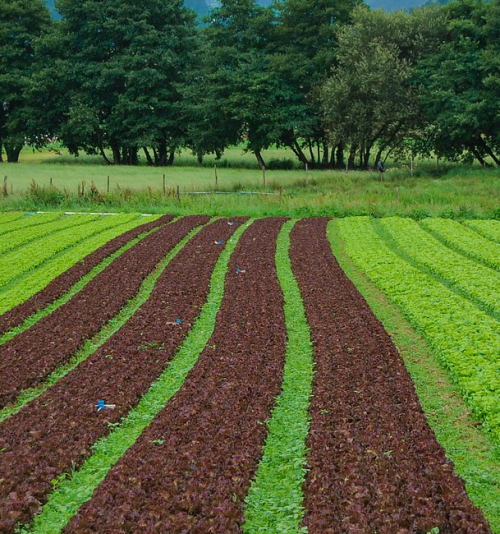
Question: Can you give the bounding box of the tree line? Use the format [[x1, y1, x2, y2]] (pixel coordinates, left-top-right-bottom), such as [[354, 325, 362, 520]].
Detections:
[[0, 0, 499, 168]]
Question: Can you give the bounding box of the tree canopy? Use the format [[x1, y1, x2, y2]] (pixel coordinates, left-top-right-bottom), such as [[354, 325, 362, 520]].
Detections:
[[2, 0, 499, 168]]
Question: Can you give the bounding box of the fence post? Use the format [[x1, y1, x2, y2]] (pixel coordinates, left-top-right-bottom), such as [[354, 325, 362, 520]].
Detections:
[[305, 163, 308, 186], [107, 175, 110, 193], [177, 185, 180, 201], [263, 166, 266, 188], [163, 174, 166, 195], [395, 186, 399, 203], [3, 176, 7, 197], [50, 177, 53, 187], [214, 164, 218, 192]]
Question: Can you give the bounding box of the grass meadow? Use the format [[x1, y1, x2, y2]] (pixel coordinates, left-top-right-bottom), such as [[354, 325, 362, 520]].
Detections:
[[0, 144, 500, 217]]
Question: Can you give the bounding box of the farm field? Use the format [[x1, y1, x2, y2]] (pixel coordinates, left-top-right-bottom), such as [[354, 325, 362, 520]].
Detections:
[[0, 212, 499, 533]]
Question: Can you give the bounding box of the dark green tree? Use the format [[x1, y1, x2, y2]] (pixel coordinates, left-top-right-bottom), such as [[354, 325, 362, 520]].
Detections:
[[38, 0, 197, 165], [320, 5, 447, 168], [0, 0, 51, 162], [270, 0, 363, 168], [185, 0, 284, 168], [415, 0, 500, 165]]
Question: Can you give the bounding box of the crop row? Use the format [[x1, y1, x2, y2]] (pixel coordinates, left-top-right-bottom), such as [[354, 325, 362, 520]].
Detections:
[[336, 216, 500, 445], [0, 216, 208, 408], [464, 219, 500, 243], [376, 217, 500, 320], [0, 215, 162, 317], [0, 214, 145, 290], [0, 216, 493, 533], [0, 212, 60, 236], [0, 215, 168, 338], [0, 213, 102, 255], [421, 218, 500, 271], [0, 217, 245, 532]]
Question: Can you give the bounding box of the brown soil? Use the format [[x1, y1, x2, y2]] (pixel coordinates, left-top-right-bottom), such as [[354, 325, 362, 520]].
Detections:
[[289, 218, 491, 534], [0, 215, 173, 336], [0, 216, 207, 408], [0, 217, 246, 533], [63, 218, 288, 534]]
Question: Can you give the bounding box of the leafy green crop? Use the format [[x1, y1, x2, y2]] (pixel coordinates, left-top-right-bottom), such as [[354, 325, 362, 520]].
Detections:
[[376, 217, 500, 321], [421, 218, 500, 271], [0, 214, 151, 314], [337, 216, 500, 446], [243, 219, 313, 533]]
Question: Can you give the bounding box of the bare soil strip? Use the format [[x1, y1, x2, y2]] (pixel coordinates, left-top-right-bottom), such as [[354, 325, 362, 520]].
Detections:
[[290, 218, 491, 533], [0, 215, 205, 408], [0, 215, 172, 336], [63, 218, 287, 533], [0, 217, 245, 533]]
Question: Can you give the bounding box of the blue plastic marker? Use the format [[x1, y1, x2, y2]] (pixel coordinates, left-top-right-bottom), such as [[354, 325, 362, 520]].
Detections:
[[176, 318, 182, 324], [214, 240, 223, 245], [228, 222, 235, 226], [96, 400, 116, 411]]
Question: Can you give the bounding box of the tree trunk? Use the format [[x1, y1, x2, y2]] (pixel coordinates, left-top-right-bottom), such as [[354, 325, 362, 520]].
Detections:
[[335, 143, 345, 169], [111, 142, 121, 165], [348, 143, 357, 169], [5, 144, 22, 163], [254, 149, 266, 170], [289, 139, 310, 167], [471, 147, 487, 167], [167, 151, 175, 166], [143, 147, 154, 166]]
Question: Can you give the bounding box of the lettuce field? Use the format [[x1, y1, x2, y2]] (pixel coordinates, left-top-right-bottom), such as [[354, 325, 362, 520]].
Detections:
[[0, 212, 499, 533]]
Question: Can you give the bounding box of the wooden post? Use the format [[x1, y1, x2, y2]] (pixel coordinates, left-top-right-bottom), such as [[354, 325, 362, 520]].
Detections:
[[50, 177, 53, 187], [395, 186, 399, 203], [410, 156, 414, 178], [163, 174, 166, 195], [3, 176, 7, 197], [177, 185, 180, 201], [214, 164, 218, 192], [305, 163, 309, 186], [263, 166, 266, 188], [107, 175, 110, 193]]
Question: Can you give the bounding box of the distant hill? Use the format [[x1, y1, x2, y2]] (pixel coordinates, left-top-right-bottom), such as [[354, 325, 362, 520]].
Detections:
[[43, 0, 441, 19]]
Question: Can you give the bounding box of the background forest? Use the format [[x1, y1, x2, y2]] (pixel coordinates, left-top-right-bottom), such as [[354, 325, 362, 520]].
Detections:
[[1, 0, 499, 170]]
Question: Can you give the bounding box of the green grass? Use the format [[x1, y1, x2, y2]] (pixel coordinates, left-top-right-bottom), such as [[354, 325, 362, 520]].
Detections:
[[328, 220, 500, 533], [1, 146, 500, 218], [243, 219, 313, 533], [19, 219, 251, 534]]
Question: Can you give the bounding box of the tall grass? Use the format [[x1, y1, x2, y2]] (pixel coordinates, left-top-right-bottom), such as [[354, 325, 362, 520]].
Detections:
[[1, 147, 499, 218]]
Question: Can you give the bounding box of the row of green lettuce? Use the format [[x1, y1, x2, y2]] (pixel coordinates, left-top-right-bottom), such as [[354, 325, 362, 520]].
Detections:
[[0, 213, 158, 315], [336, 216, 500, 446], [374, 217, 500, 321]]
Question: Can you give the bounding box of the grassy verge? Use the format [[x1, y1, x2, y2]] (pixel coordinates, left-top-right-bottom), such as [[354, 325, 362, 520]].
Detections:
[[19, 219, 251, 534], [1, 154, 500, 218], [243, 219, 313, 533], [0, 221, 202, 424], [328, 219, 500, 533]]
